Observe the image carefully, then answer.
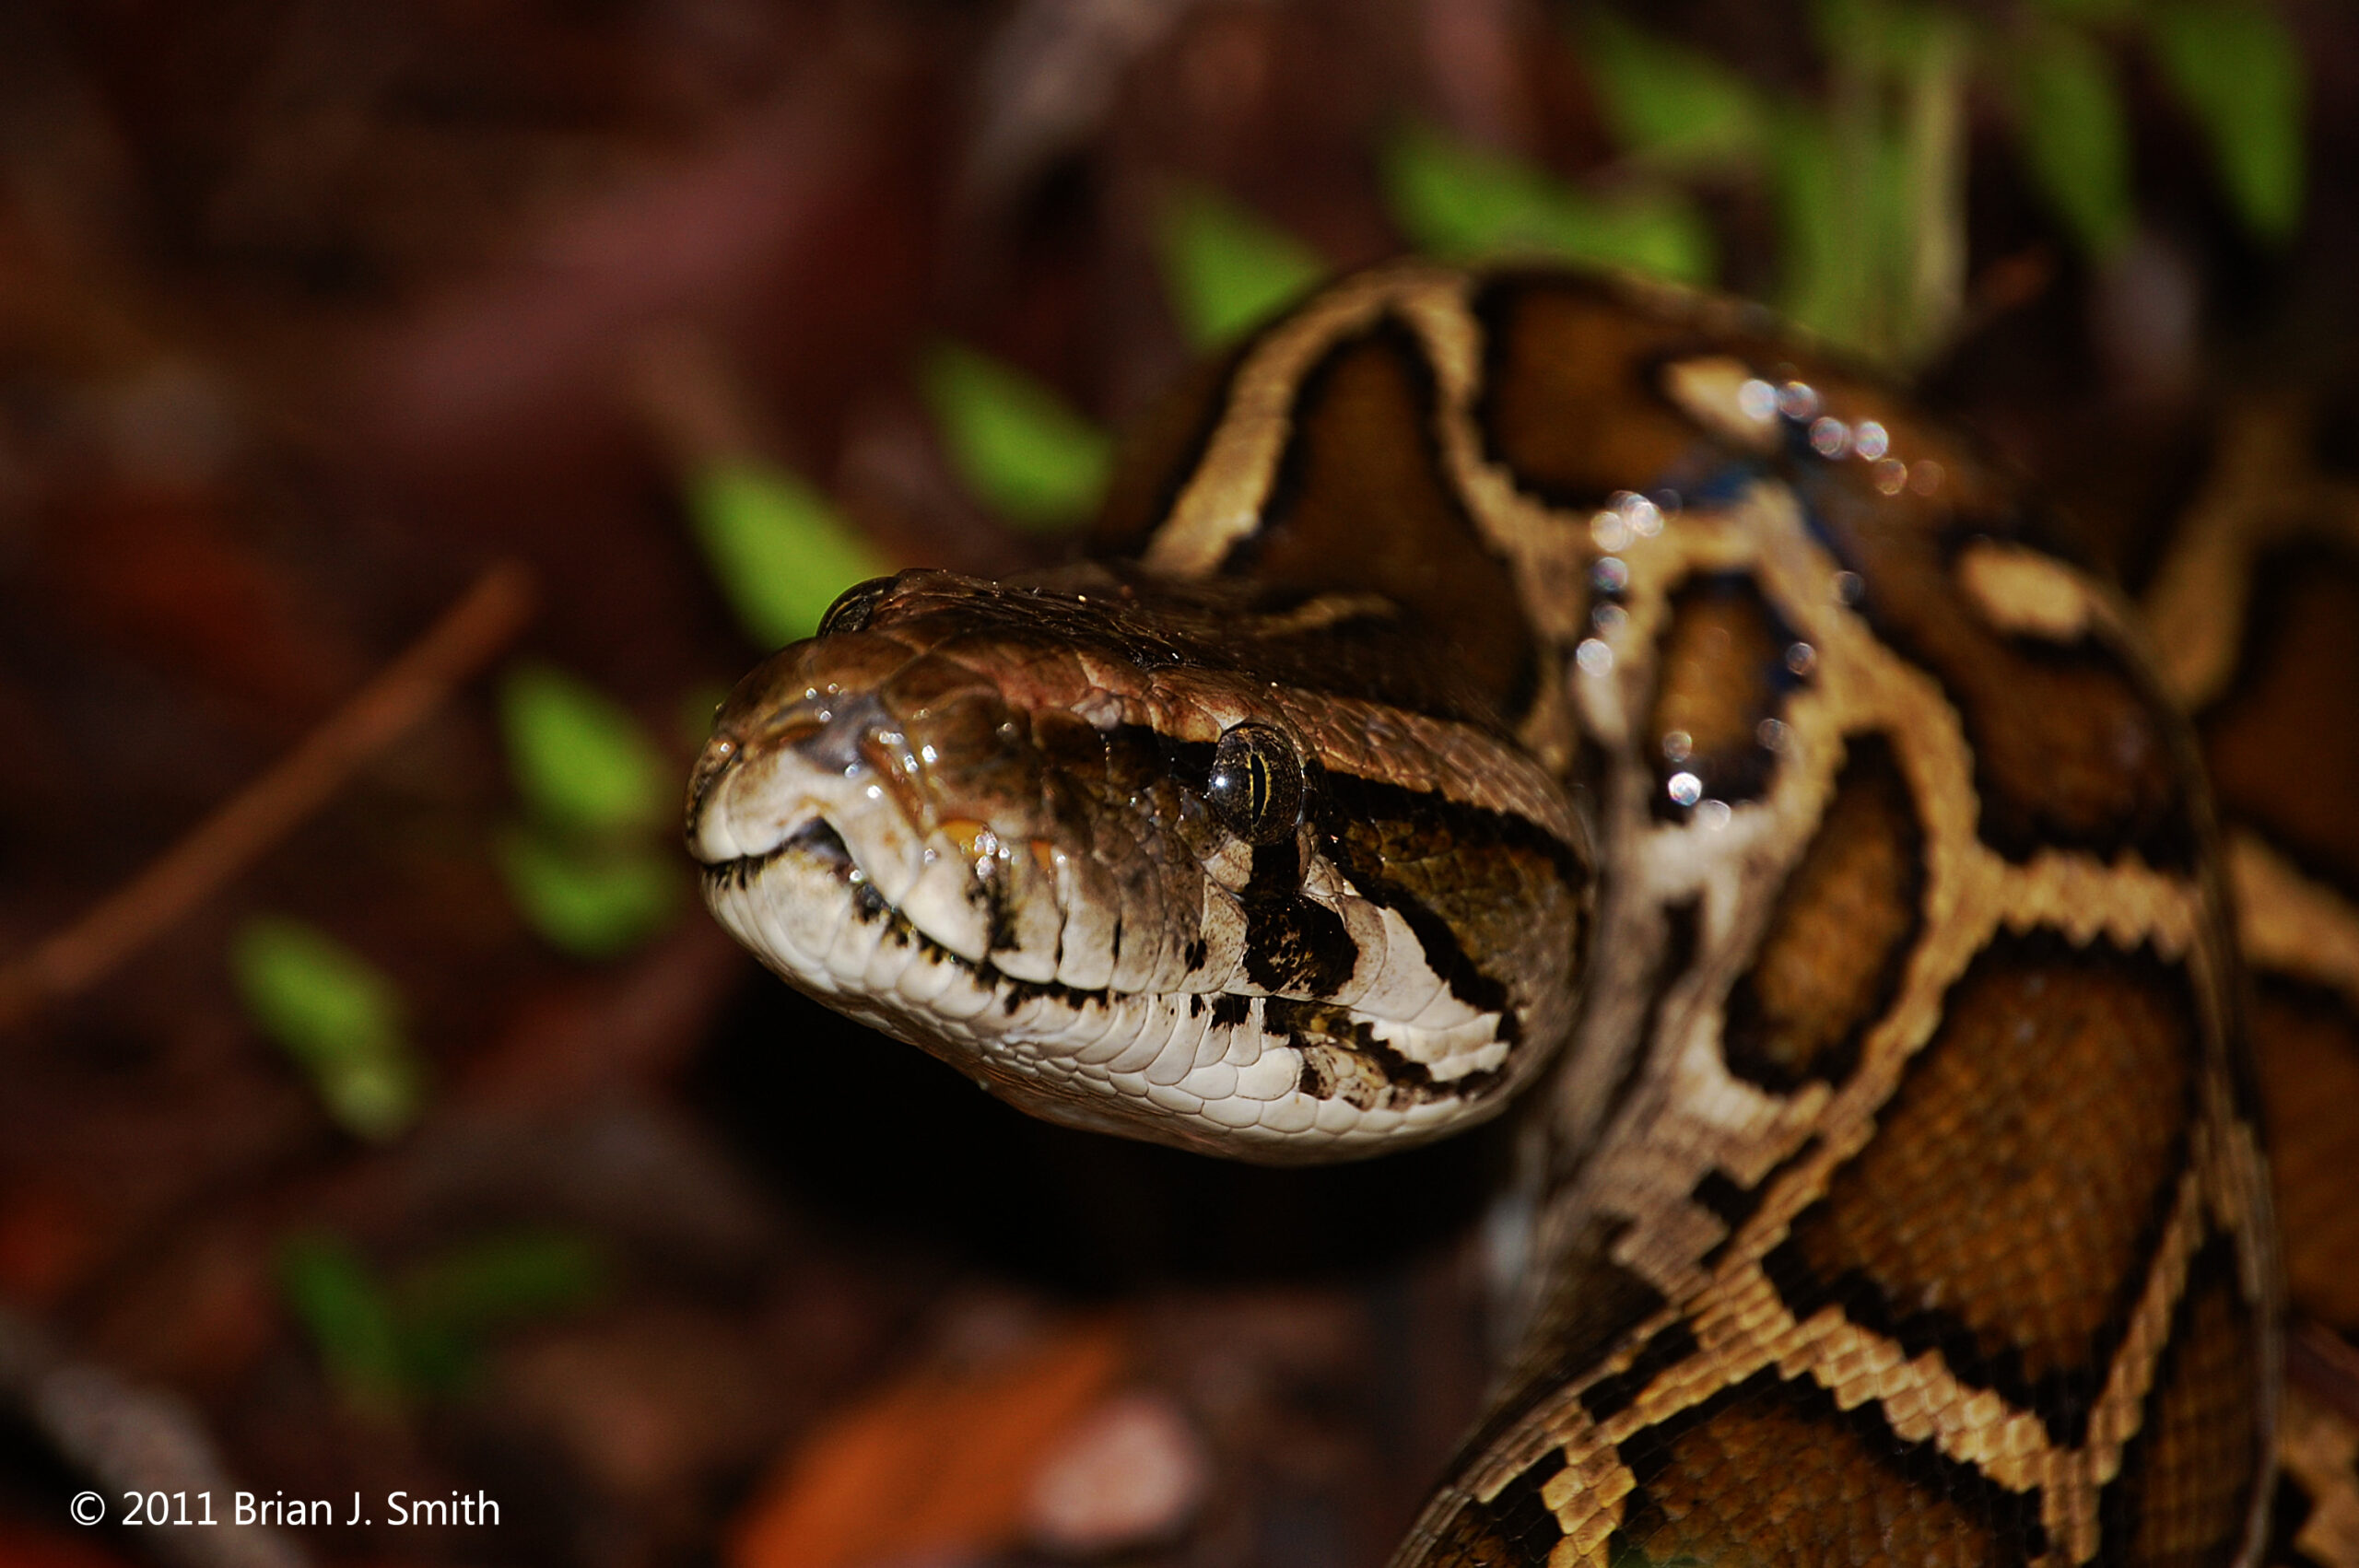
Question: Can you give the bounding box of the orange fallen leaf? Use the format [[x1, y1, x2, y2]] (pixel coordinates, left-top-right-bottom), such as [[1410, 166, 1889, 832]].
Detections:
[[728, 1318, 1128, 1568]]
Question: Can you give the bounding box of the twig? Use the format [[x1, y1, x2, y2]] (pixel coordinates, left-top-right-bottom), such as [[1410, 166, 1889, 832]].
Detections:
[[0, 561, 536, 1030]]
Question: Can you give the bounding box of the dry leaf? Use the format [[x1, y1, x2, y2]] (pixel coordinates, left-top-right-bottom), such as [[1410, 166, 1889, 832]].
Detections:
[[728, 1318, 1128, 1568]]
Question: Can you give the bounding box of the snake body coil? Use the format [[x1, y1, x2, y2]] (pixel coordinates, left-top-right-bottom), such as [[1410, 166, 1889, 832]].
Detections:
[[687, 264, 2359, 1567]]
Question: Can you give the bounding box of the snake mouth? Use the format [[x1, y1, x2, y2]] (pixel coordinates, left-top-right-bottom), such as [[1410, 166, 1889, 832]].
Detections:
[[694, 788, 1534, 1157], [690, 752, 1130, 1017], [702, 812, 1128, 1017], [700, 813, 994, 983], [693, 797, 1461, 1161]]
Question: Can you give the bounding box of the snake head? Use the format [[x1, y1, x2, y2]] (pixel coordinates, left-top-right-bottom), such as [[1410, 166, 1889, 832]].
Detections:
[[685, 567, 1591, 1163]]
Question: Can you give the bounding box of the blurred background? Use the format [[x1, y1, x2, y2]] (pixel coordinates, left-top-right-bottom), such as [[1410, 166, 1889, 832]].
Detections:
[[0, 2, 2347, 1565]]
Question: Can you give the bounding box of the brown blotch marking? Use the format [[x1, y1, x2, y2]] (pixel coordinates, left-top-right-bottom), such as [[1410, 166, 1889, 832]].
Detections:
[[1722, 732, 1923, 1089], [1611, 1375, 2034, 1568], [1473, 275, 1715, 504], [1647, 574, 1795, 816], [1941, 630, 2187, 867], [2095, 1240, 2263, 1568], [1795, 469, 2193, 868], [2200, 541, 2359, 895], [1240, 317, 1536, 716], [2254, 977, 2359, 1334], [1778, 932, 2197, 1429]]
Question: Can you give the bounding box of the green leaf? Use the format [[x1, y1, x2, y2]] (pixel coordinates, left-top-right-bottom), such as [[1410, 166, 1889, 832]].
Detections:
[[921, 343, 1113, 532], [278, 1233, 405, 1414], [399, 1231, 609, 1331], [686, 462, 886, 647], [496, 825, 680, 958], [2013, 28, 2135, 261], [1771, 3, 1968, 364], [499, 664, 669, 837], [496, 666, 682, 957], [1579, 11, 1766, 170], [1154, 186, 1328, 347], [233, 918, 422, 1141], [1893, 11, 1970, 362], [280, 1230, 610, 1405], [1766, 96, 1955, 363], [1766, 108, 1848, 340], [2146, 0, 2305, 243], [394, 1231, 610, 1392], [1381, 121, 1714, 284]]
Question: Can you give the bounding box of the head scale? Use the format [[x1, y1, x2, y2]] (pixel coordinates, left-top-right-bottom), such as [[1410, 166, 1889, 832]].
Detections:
[[685, 567, 1591, 1164]]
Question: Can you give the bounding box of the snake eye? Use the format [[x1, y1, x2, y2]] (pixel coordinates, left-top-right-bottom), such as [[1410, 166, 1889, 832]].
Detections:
[[817, 576, 898, 638], [1206, 722, 1304, 845]]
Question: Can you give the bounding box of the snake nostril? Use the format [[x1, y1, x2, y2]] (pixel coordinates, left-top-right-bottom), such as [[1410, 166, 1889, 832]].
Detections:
[[787, 693, 891, 775]]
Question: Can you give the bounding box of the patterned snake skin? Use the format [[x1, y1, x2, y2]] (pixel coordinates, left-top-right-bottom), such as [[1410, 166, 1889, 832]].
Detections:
[[685, 263, 2359, 1567]]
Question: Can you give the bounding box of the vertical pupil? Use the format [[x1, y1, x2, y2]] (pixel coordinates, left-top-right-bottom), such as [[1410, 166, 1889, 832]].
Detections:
[[1206, 724, 1301, 844]]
